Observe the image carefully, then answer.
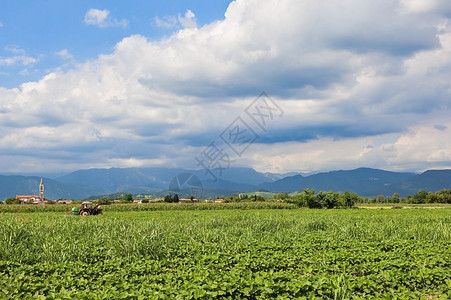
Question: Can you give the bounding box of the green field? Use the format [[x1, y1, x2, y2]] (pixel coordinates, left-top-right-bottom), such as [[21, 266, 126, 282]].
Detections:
[[0, 202, 297, 214], [0, 208, 450, 299]]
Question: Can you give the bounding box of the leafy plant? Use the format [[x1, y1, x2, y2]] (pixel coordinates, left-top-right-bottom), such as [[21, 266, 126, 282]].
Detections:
[[0, 208, 449, 298]]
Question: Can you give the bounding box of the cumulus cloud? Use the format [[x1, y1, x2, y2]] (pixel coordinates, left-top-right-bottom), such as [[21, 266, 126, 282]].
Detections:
[[4, 45, 25, 54], [154, 9, 197, 29], [56, 49, 73, 60], [0, 45, 37, 67], [401, 0, 451, 16], [154, 15, 178, 28], [244, 115, 451, 174], [0, 0, 450, 173], [83, 8, 129, 28], [178, 10, 197, 29], [0, 56, 37, 67]]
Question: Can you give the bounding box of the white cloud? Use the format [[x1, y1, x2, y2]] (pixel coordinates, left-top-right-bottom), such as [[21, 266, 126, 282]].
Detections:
[[178, 10, 197, 29], [0, 21, 3, 27], [83, 8, 129, 28], [0, 56, 37, 67], [0, 0, 450, 174], [154, 16, 178, 28], [4, 45, 25, 54], [0, 45, 38, 68], [84, 8, 109, 26], [245, 115, 451, 174], [154, 9, 197, 29], [401, 0, 451, 16], [56, 49, 73, 60]]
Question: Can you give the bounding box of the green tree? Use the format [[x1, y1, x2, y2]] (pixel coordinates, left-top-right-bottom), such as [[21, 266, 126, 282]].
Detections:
[[324, 191, 339, 209], [173, 194, 179, 203], [286, 194, 307, 207], [303, 189, 318, 208], [392, 193, 400, 203], [435, 189, 451, 203], [249, 194, 265, 202], [376, 195, 385, 203], [343, 191, 358, 208], [275, 192, 290, 200], [413, 190, 428, 204], [426, 193, 438, 203], [5, 198, 19, 204], [122, 193, 133, 202], [315, 191, 327, 208], [164, 195, 173, 203]]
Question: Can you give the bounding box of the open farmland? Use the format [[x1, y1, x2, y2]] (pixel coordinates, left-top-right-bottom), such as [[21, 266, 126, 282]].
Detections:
[[0, 208, 450, 299]]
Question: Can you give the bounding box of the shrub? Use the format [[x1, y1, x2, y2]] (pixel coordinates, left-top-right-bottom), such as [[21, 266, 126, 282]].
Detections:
[[5, 198, 20, 205]]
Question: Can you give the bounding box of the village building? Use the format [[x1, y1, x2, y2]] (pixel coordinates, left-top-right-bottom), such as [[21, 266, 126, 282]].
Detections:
[[16, 195, 41, 204], [16, 178, 47, 204], [179, 198, 199, 203], [57, 199, 73, 204]]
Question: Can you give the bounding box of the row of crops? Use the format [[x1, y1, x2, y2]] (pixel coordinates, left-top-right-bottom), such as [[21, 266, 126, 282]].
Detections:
[[0, 209, 450, 298], [0, 202, 297, 213]]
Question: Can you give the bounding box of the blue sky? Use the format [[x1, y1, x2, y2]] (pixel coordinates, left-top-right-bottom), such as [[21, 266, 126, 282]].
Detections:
[[0, 0, 450, 175], [0, 0, 232, 87]]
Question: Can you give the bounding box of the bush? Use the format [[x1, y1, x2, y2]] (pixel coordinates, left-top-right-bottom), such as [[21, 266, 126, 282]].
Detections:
[[122, 194, 133, 203], [284, 189, 359, 209], [5, 198, 20, 205], [164, 194, 179, 203], [343, 191, 359, 208]]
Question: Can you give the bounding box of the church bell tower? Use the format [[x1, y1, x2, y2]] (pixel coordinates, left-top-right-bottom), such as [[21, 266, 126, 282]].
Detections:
[[39, 178, 44, 201]]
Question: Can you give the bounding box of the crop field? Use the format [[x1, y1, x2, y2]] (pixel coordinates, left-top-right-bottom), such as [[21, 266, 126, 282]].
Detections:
[[0, 202, 297, 213], [0, 208, 450, 299]]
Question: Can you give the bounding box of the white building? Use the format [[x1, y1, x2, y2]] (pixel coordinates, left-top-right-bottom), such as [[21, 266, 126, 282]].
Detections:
[[16, 178, 46, 204]]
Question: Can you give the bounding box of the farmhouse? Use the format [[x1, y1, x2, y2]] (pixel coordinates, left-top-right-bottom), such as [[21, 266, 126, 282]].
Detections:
[[16, 195, 41, 204]]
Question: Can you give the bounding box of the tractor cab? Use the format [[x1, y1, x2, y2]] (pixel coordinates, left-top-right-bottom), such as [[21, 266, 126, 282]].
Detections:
[[81, 201, 92, 209]]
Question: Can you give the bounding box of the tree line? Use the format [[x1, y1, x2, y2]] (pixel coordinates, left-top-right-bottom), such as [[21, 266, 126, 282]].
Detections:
[[225, 189, 359, 209], [363, 189, 451, 204], [2, 189, 450, 206]]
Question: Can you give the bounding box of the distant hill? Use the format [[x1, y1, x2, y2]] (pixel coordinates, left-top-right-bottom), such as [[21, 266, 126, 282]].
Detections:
[[200, 179, 256, 193], [1, 167, 450, 200], [56, 167, 288, 196], [372, 169, 451, 197], [259, 168, 415, 195], [56, 168, 175, 192]]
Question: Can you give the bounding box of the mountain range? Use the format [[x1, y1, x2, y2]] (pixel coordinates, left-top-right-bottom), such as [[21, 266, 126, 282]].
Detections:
[[0, 167, 450, 200]]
